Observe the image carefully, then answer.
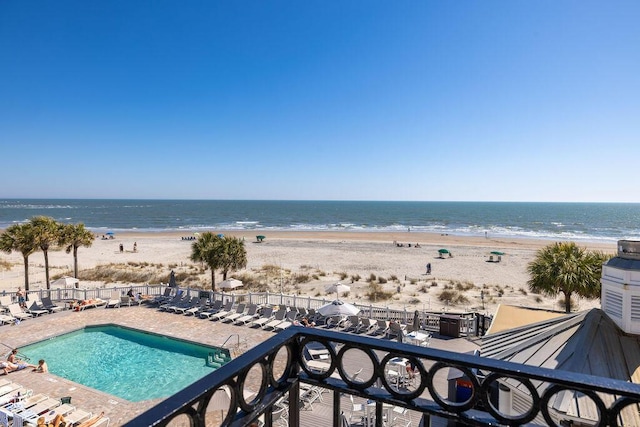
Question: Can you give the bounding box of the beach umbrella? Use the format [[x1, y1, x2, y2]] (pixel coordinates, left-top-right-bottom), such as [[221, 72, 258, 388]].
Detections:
[[490, 251, 505, 255], [412, 310, 421, 331], [106, 231, 115, 236], [325, 282, 351, 300], [438, 249, 449, 254], [219, 278, 243, 290], [168, 270, 177, 287], [317, 300, 360, 317]]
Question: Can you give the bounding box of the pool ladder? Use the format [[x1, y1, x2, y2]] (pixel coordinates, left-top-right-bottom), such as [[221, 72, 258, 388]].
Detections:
[[220, 334, 248, 358]]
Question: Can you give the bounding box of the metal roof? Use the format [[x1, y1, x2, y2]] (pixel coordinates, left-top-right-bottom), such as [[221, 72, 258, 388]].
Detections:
[[481, 308, 640, 425]]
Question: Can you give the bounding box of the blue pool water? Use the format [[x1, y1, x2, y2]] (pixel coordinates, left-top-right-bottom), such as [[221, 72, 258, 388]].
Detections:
[[20, 325, 229, 402]]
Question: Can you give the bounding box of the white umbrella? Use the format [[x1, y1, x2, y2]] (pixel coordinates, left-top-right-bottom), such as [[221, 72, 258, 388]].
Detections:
[[219, 279, 243, 290], [317, 300, 360, 317], [325, 282, 351, 299], [50, 276, 80, 288]]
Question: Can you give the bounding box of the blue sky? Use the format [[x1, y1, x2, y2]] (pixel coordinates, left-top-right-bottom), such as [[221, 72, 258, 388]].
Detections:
[[1, 1, 638, 202]]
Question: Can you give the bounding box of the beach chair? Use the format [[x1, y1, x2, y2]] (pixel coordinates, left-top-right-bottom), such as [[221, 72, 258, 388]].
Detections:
[[158, 290, 184, 311], [105, 291, 121, 309], [41, 296, 64, 313], [150, 287, 173, 305], [263, 309, 288, 331], [220, 303, 247, 323], [274, 310, 299, 331], [249, 307, 274, 328], [0, 312, 15, 325], [182, 297, 209, 316], [370, 319, 389, 336], [14, 396, 61, 420], [63, 408, 93, 425], [32, 403, 76, 425], [7, 304, 32, 321], [386, 321, 406, 340], [170, 296, 199, 314], [26, 301, 48, 316], [164, 293, 191, 313], [0, 296, 12, 312], [356, 318, 377, 334], [234, 304, 260, 325], [198, 300, 223, 319], [341, 315, 361, 333], [206, 301, 235, 321]]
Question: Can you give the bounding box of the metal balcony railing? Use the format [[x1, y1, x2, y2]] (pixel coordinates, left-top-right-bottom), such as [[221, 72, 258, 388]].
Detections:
[[124, 327, 640, 427]]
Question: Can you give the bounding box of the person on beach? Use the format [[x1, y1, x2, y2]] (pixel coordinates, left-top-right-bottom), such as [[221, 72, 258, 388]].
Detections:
[[16, 287, 26, 308], [37, 413, 65, 427], [127, 288, 134, 298], [133, 242, 137, 252], [119, 243, 124, 253], [77, 412, 105, 427], [33, 359, 48, 373], [426, 263, 431, 275]]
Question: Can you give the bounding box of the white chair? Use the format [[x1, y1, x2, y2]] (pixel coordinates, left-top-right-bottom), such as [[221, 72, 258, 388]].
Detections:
[[392, 406, 412, 426], [349, 395, 365, 424]]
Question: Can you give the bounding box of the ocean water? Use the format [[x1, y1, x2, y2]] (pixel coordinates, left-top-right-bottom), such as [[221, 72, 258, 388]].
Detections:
[[1, 199, 639, 243]]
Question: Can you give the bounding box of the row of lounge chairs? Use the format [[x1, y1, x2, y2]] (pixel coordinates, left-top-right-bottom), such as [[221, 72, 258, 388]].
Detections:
[[150, 288, 432, 341], [0, 378, 109, 426], [0, 296, 65, 325]]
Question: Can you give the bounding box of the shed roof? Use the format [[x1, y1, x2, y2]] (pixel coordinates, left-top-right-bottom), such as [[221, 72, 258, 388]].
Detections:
[[481, 309, 640, 425]]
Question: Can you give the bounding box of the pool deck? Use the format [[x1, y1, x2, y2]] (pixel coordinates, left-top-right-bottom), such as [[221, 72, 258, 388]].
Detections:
[[0, 305, 479, 425]]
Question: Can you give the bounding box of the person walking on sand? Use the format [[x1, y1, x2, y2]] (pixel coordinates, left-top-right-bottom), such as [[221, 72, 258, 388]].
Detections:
[[426, 263, 431, 275], [119, 243, 124, 253], [133, 242, 137, 252]]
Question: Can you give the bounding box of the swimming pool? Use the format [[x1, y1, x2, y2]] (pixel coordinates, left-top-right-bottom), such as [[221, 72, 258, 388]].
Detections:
[[20, 324, 230, 402]]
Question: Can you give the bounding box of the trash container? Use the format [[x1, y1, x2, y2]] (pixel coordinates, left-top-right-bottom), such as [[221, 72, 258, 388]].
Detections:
[[439, 315, 461, 338]]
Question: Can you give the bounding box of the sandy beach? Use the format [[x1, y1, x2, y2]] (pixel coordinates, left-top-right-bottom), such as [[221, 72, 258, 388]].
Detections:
[[0, 231, 616, 315]]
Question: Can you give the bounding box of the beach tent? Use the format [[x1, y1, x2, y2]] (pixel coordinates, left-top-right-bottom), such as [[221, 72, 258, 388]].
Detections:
[[219, 279, 243, 290], [50, 276, 80, 288], [438, 249, 450, 258]]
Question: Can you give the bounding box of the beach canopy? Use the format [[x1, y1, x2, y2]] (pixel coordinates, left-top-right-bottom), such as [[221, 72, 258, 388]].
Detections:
[[490, 251, 505, 255], [219, 278, 243, 290], [256, 235, 266, 242], [325, 282, 351, 299], [438, 249, 450, 254], [50, 276, 79, 288], [106, 231, 115, 235], [317, 300, 360, 317]]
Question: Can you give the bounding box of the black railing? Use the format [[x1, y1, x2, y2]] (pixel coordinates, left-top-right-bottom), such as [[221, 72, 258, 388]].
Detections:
[[125, 327, 640, 427]]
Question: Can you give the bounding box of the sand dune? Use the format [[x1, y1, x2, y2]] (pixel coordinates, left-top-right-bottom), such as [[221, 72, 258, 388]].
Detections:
[[0, 231, 614, 315]]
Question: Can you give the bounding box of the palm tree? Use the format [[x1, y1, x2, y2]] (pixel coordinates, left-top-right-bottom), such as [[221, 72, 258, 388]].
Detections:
[[220, 236, 247, 281], [527, 242, 609, 313], [0, 223, 38, 291], [30, 216, 62, 290], [59, 223, 95, 286], [190, 232, 224, 291]]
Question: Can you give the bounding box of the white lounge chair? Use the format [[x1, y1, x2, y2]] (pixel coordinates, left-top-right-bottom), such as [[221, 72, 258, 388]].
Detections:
[[250, 307, 274, 328], [8, 304, 32, 320], [263, 309, 288, 331], [105, 291, 121, 309], [274, 310, 299, 331], [222, 303, 247, 323], [234, 304, 260, 325], [198, 300, 224, 319], [208, 302, 236, 321]]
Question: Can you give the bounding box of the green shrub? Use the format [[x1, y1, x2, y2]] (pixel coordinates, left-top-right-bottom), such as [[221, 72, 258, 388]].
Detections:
[[351, 274, 361, 282]]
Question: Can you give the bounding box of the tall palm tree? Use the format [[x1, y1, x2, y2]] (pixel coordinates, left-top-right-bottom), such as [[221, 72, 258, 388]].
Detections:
[[30, 216, 61, 290], [0, 223, 38, 291], [190, 232, 224, 291], [527, 241, 609, 313], [59, 223, 95, 286], [220, 236, 247, 281]]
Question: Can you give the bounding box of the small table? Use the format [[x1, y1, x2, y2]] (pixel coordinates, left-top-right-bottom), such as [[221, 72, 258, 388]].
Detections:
[[406, 331, 431, 346]]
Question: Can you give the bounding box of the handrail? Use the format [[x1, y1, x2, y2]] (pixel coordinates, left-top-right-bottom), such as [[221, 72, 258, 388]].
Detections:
[[220, 334, 240, 350], [125, 327, 640, 427]]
